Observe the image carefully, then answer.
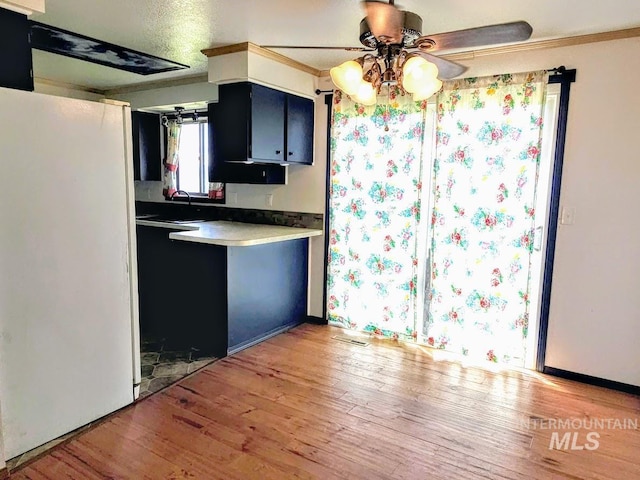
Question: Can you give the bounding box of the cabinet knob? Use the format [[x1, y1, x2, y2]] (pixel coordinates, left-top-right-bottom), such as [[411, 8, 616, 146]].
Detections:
[[276, 150, 282, 155], [288, 152, 293, 156]]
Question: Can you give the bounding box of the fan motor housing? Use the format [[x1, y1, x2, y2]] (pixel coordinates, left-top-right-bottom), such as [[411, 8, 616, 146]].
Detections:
[[359, 11, 423, 48]]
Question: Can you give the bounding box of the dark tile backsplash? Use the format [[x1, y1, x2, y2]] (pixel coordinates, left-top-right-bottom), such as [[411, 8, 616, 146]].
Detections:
[[135, 201, 324, 230]]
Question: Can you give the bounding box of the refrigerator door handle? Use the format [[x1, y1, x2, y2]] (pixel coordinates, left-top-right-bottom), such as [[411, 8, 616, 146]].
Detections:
[[534, 225, 544, 252]]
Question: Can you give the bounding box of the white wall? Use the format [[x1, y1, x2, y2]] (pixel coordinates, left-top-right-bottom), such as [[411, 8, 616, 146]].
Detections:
[[456, 37, 640, 386], [34, 79, 105, 102], [208, 50, 317, 99], [109, 78, 218, 111]]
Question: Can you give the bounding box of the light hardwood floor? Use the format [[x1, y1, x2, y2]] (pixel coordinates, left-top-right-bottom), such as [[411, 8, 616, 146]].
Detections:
[[11, 324, 640, 479]]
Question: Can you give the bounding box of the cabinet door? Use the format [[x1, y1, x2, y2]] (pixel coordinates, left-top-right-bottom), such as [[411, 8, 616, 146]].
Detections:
[[209, 95, 286, 185], [0, 9, 33, 91], [250, 84, 286, 163], [136, 225, 177, 337], [285, 94, 314, 165], [210, 83, 251, 162], [132, 111, 162, 181]]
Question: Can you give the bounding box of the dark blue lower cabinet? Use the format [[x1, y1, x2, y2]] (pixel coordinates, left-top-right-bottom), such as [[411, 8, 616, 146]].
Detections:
[[140, 234, 309, 358], [226, 239, 308, 354], [155, 235, 309, 358], [168, 240, 228, 357], [137, 226, 228, 358]]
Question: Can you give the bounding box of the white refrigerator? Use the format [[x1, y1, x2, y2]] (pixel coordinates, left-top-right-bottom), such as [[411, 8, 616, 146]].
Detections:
[[0, 86, 140, 460]]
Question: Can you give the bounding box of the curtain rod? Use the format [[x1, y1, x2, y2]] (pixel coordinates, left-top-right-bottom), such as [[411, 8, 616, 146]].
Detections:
[[315, 66, 576, 95], [548, 66, 576, 83], [162, 109, 208, 119]]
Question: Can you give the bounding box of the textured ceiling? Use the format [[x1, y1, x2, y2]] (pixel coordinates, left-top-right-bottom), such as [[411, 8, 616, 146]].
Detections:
[[31, 0, 640, 91]]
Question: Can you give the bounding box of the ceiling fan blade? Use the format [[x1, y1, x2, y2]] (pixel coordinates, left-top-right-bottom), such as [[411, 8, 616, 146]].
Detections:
[[363, 0, 404, 44], [415, 21, 533, 52], [260, 45, 374, 52], [417, 52, 467, 79]]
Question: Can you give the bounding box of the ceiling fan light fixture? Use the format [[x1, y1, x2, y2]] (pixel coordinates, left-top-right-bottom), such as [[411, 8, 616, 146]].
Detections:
[[330, 60, 364, 95], [381, 66, 397, 86], [402, 55, 439, 94], [352, 80, 377, 106], [412, 77, 443, 101], [331, 53, 443, 102]]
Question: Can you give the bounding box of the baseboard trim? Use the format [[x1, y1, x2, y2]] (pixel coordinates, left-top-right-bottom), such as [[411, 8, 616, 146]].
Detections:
[[227, 319, 304, 356], [306, 315, 327, 325], [543, 367, 640, 395]]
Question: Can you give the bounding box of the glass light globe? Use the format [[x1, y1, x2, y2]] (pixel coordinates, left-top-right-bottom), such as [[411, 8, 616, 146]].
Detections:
[[330, 60, 364, 95], [412, 78, 443, 101], [352, 81, 377, 106], [402, 56, 439, 94]]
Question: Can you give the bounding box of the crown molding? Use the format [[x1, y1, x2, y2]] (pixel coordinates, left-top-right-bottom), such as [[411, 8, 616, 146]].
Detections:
[[0, 0, 44, 15], [318, 26, 640, 77], [202, 42, 321, 77], [201, 42, 251, 57]]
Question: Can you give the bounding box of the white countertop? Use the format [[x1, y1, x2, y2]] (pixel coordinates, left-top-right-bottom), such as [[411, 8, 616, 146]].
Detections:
[[136, 219, 323, 247]]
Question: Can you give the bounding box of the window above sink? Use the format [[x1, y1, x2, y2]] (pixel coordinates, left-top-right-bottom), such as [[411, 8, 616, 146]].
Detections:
[[174, 120, 209, 196]]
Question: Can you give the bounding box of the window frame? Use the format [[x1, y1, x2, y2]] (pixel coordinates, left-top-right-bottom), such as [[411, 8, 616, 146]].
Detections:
[[175, 119, 209, 196], [161, 111, 224, 204]]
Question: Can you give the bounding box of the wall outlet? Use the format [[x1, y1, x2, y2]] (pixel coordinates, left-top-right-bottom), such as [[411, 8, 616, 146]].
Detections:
[[229, 192, 238, 204], [560, 206, 576, 225], [266, 194, 273, 207]]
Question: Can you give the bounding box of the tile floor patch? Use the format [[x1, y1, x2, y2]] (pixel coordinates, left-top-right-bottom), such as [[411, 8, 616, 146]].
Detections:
[[158, 351, 191, 363], [153, 362, 189, 377], [139, 334, 218, 398], [141, 352, 159, 365]]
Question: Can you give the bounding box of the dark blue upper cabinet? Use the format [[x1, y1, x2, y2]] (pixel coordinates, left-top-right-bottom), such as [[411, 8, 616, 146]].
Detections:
[[211, 82, 314, 166], [286, 93, 314, 165], [132, 111, 162, 181], [251, 84, 286, 163], [0, 7, 34, 92]]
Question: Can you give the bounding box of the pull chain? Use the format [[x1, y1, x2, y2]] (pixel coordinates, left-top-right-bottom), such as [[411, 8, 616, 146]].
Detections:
[[385, 85, 390, 132]]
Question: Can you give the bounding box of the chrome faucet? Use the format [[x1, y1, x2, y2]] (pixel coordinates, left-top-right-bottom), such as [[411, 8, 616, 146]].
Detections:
[[170, 189, 192, 206]]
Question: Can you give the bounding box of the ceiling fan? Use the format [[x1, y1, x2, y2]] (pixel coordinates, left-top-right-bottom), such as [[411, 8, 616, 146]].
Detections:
[[262, 0, 532, 104]]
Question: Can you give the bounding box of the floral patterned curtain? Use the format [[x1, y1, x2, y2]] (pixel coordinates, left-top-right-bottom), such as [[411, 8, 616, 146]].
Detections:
[[328, 88, 428, 341], [162, 120, 181, 198], [425, 71, 548, 365]]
